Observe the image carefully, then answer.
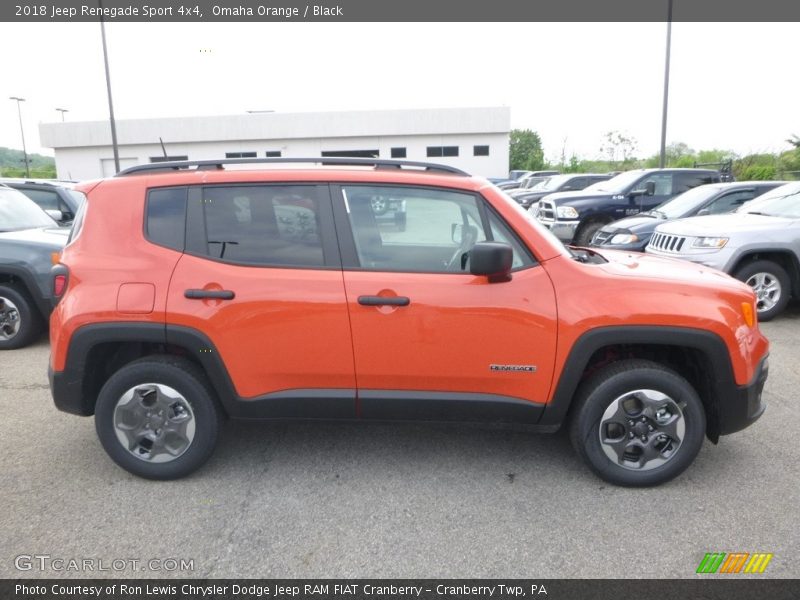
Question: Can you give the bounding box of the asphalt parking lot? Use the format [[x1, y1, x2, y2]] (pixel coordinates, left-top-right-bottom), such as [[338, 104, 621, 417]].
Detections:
[[2, 304, 799, 580]]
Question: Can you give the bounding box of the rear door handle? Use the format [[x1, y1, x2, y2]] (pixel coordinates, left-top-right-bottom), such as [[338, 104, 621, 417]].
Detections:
[[184, 289, 235, 300], [358, 295, 410, 307]]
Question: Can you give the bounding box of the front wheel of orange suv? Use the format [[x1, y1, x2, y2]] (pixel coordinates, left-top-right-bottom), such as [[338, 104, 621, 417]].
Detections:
[[569, 359, 706, 487], [94, 356, 222, 480]]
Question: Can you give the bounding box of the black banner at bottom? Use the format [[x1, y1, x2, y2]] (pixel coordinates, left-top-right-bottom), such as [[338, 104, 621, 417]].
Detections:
[[4, 579, 797, 600]]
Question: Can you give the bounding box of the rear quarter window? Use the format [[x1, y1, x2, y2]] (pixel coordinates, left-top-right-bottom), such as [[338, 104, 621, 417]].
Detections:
[[146, 187, 187, 252]]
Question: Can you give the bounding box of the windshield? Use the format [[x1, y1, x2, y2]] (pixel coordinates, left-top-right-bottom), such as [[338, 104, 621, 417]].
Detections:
[[584, 170, 646, 194], [647, 185, 721, 219], [520, 176, 547, 190], [0, 188, 57, 230], [738, 182, 800, 217]]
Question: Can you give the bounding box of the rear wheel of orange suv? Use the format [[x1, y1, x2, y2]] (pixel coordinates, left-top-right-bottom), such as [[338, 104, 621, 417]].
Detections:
[[569, 360, 706, 487], [94, 356, 222, 480]]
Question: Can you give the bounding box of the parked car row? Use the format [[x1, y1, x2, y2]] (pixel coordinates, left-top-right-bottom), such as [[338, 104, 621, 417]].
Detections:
[[520, 166, 799, 320], [644, 181, 800, 321]]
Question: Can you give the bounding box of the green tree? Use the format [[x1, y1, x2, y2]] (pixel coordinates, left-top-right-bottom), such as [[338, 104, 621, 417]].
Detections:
[[509, 129, 546, 171], [733, 153, 778, 180]]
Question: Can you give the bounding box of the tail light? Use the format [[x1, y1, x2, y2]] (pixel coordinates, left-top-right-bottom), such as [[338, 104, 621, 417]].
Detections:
[[52, 264, 69, 304]]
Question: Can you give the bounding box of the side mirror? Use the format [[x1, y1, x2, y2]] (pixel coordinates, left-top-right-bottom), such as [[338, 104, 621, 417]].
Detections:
[[470, 242, 513, 283], [45, 209, 64, 223], [697, 208, 710, 216], [645, 181, 656, 196]]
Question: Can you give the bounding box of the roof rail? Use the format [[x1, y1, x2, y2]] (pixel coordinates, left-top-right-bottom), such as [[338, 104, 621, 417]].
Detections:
[[115, 157, 470, 177]]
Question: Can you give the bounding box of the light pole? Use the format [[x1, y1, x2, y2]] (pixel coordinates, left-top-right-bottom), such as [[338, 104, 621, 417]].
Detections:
[[658, 0, 673, 169], [55, 108, 69, 121], [99, 0, 120, 173], [9, 96, 30, 177]]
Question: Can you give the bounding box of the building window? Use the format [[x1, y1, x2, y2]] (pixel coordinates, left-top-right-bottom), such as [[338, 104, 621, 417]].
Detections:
[[321, 150, 379, 158], [225, 152, 257, 159], [426, 146, 459, 158], [265, 151, 282, 157], [390, 147, 407, 158], [149, 155, 188, 163], [474, 145, 490, 156]]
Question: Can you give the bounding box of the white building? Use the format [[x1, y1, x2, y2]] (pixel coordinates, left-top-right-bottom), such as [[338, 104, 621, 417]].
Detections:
[[39, 107, 510, 180]]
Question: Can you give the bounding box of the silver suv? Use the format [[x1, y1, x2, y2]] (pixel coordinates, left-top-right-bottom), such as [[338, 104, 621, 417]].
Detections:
[[646, 181, 800, 320]]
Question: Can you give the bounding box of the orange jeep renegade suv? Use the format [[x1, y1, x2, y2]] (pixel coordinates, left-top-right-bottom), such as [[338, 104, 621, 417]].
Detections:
[[49, 158, 769, 486]]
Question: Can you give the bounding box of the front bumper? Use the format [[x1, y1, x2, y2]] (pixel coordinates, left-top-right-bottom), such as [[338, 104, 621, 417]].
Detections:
[[718, 354, 769, 436], [49, 364, 93, 416]]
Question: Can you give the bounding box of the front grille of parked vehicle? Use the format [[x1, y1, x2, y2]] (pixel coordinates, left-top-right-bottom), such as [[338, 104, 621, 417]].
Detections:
[[538, 201, 555, 223], [592, 230, 614, 245], [649, 232, 687, 253]]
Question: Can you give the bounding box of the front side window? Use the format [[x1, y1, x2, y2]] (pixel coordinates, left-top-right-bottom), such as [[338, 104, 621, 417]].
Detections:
[[201, 185, 324, 267], [637, 173, 673, 196], [342, 185, 532, 273]]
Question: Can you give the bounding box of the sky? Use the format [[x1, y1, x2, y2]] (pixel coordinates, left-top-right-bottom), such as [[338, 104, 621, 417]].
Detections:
[[0, 21, 797, 163]]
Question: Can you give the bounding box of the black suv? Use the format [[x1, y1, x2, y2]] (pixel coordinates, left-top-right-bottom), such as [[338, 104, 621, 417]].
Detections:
[[590, 181, 786, 252], [535, 168, 721, 245], [0, 179, 83, 226]]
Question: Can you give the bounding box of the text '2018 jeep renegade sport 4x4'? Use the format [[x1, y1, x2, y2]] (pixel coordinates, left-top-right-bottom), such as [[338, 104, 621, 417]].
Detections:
[[49, 158, 769, 486]]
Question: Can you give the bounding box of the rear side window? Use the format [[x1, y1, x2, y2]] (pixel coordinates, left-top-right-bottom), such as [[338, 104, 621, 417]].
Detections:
[[146, 187, 187, 252], [675, 172, 717, 193], [200, 185, 324, 267]]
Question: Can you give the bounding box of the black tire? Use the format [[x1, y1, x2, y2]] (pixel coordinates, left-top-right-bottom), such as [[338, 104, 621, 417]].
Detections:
[[95, 356, 222, 480], [0, 283, 43, 350], [569, 359, 705, 487], [574, 220, 605, 246], [733, 260, 791, 322]]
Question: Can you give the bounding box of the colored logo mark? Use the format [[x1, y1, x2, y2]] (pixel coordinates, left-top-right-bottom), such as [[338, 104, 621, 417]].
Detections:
[[696, 552, 773, 574]]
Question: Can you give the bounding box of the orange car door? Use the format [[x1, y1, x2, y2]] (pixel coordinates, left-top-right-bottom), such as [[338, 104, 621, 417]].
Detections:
[[166, 183, 356, 417], [333, 184, 558, 423]]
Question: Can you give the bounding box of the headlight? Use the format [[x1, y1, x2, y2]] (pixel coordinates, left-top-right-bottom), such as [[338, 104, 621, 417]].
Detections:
[[692, 236, 728, 249], [556, 206, 579, 219], [609, 232, 639, 245]]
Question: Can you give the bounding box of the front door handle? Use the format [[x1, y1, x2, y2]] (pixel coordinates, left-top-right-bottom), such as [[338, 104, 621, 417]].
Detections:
[[185, 289, 235, 300], [358, 295, 410, 307]]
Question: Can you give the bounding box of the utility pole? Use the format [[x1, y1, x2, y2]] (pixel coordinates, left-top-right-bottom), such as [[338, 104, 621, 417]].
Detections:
[[99, 0, 120, 173], [56, 108, 69, 121], [658, 0, 673, 169], [9, 96, 30, 177]]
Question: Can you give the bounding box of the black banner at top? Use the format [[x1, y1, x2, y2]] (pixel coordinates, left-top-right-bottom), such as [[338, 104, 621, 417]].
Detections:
[[3, 0, 800, 22]]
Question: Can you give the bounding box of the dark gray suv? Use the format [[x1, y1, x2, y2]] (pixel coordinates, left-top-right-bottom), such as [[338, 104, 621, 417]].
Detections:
[[0, 185, 69, 349]]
